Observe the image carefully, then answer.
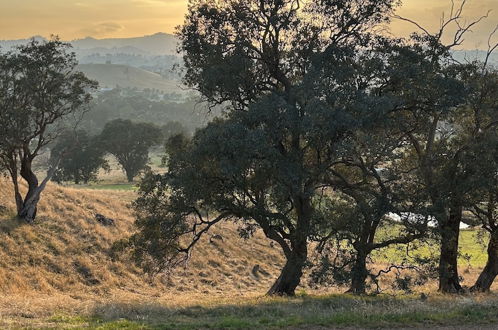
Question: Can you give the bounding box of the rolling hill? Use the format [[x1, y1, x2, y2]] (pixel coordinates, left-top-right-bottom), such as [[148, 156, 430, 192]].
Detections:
[[71, 32, 178, 56], [0, 33, 178, 56], [77, 63, 184, 93], [0, 178, 283, 298]]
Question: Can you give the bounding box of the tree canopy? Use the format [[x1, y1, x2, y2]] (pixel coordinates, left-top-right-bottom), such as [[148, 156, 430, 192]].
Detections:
[[126, 0, 498, 296], [100, 119, 162, 182], [51, 130, 110, 185]]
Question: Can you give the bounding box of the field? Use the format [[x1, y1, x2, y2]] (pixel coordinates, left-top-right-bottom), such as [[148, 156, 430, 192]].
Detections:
[[0, 177, 497, 329]]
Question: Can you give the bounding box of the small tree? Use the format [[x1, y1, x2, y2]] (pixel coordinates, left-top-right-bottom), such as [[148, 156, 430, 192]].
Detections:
[[51, 130, 109, 184], [319, 139, 430, 294], [100, 119, 162, 182], [0, 38, 97, 222]]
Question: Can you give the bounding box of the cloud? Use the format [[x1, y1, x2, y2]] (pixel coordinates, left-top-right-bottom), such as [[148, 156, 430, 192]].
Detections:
[[78, 22, 125, 37], [131, 0, 180, 7]]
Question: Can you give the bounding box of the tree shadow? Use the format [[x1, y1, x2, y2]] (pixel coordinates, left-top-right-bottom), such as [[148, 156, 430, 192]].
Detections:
[[0, 209, 26, 233], [87, 294, 444, 329]]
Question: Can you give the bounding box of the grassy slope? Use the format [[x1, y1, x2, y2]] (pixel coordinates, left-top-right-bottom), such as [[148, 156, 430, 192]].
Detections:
[[77, 63, 183, 93], [0, 178, 285, 326], [0, 178, 497, 328]]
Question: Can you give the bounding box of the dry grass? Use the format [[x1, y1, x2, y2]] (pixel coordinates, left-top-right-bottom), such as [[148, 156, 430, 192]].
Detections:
[[0, 178, 287, 323]]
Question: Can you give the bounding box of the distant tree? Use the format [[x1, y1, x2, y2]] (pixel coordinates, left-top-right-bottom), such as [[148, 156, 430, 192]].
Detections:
[[81, 88, 208, 135], [100, 119, 162, 182], [51, 130, 110, 184], [161, 121, 188, 141], [0, 38, 97, 222]]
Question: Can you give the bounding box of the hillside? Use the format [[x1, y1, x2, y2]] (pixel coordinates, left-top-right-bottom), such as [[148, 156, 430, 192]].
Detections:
[[77, 63, 183, 93], [0, 179, 284, 319], [0, 33, 178, 56]]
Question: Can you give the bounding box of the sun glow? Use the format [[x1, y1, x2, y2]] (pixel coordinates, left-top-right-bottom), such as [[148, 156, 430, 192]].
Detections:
[[0, 0, 496, 49]]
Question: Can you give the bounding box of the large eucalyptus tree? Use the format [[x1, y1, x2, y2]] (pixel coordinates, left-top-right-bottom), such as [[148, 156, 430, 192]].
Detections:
[[128, 0, 404, 296]]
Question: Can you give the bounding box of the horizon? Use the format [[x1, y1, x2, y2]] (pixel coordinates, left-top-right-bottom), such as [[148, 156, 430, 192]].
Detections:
[[0, 0, 497, 49]]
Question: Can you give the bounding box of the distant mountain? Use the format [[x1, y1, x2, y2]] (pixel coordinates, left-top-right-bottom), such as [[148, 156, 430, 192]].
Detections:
[[0, 35, 47, 51], [0, 33, 178, 56], [71, 33, 178, 55], [0, 34, 183, 92]]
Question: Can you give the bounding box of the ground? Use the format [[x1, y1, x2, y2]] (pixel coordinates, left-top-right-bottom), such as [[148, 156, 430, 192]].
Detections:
[[1, 168, 498, 329]]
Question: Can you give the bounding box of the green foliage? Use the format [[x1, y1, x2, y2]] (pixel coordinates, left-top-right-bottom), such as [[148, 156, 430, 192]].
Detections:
[[100, 119, 162, 182], [51, 130, 110, 184]]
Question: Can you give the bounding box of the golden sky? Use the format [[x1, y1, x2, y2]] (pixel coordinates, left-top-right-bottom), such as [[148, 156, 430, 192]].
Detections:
[[0, 0, 496, 48]]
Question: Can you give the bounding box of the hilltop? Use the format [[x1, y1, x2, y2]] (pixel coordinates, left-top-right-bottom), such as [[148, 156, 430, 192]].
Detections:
[[71, 33, 178, 56]]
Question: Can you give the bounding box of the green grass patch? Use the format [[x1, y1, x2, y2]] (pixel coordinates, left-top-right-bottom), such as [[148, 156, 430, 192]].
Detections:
[[372, 226, 488, 268], [44, 295, 498, 329], [73, 183, 138, 191]]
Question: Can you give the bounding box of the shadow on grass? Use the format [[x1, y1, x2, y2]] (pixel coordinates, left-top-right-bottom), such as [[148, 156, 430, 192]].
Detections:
[[0, 214, 28, 233], [66, 294, 498, 329]]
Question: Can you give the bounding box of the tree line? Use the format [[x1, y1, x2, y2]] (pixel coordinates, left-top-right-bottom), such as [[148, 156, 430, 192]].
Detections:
[[50, 119, 167, 184]]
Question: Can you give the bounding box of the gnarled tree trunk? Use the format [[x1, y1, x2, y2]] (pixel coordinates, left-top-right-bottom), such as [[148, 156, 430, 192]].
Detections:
[[13, 156, 60, 223], [17, 157, 39, 223], [267, 240, 307, 296], [471, 230, 498, 292], [348, 250, 369, 295], [438, 206, 463, 293]]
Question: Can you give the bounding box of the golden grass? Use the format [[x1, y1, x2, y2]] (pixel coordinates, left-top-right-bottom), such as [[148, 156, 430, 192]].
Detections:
[[0, 177, 285, 301]]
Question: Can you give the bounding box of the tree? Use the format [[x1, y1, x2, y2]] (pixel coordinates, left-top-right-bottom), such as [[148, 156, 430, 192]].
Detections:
[[161, 121, 189, 141], [128, 0, 406, 296], [315, 126, 430, 294], [0, 38, 97, 222], [389, 2, 497, 292], [51, 130, 109, 184], [460, 68, 498, 292], [100, 119, 162, 182]]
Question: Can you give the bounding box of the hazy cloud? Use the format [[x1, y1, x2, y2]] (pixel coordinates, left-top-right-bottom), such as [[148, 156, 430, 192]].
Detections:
[[78, 22, 125, 37]]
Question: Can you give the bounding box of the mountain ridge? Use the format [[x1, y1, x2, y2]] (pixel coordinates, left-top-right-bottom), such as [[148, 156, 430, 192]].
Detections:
[[0, 33, 179, 55]]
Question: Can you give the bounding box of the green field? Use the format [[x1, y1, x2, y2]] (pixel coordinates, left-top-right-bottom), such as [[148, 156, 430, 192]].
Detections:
[[79, 183, 138, 191], [372, 228, 488, 269]]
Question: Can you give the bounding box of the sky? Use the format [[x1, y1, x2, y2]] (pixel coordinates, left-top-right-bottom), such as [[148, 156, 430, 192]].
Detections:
[[0, 0, 496, 49]]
